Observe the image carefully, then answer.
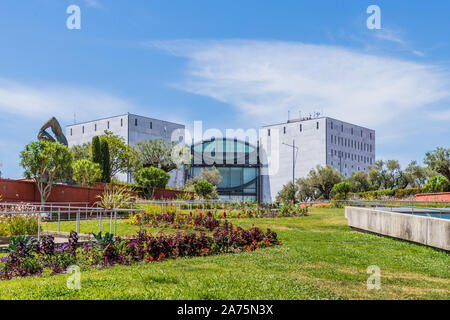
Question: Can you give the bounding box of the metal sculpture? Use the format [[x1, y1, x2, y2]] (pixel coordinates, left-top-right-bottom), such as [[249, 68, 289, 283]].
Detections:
[[37, 117, 68, 146]]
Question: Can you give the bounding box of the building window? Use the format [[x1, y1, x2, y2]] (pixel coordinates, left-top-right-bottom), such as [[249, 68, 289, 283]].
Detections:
[[331, 134, 333, 143], [107, 121, 110, 129], [150, 121, 153, 129], [283, 127, 286, 134], [121, 119, 123, 127], [299, 124, 302, 132], [316, 122, 319, 129], [268, 129, 270, 136], [70, 128, 72, 136], [94, 123, 97, 131], [361, 130, 363, 137], [351, 128, 354, 135], [341, 124, 343, 132], [370, 145, 372, 152], [82, 126, 84, 134], [331, 122, 334, 129], [135, 119, 138, 126]]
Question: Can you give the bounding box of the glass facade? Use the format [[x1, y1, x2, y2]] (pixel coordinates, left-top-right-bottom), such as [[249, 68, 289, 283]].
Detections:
[[187, 139, 260, 202]]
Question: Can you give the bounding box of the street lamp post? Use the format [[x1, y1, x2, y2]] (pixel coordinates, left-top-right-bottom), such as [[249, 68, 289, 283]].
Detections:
[[282, 139, 298, 184]]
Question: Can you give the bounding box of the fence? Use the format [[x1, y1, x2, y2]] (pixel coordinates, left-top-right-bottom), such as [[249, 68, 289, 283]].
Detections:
[[0, 202, 144, 242]]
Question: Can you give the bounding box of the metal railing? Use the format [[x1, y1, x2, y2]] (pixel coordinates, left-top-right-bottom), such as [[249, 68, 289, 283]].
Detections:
[[0, 203, 144, 241]]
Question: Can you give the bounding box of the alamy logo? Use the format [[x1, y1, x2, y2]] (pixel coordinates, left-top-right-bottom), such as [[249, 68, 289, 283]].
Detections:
[[366, 5, 381, 30], [66, 265, 81, 290], [366, 265, 381, 290], [66, 5, 81, 30]]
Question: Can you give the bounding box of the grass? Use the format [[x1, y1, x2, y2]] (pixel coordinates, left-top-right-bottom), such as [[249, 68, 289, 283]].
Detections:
[[0, 207, 449, 300], [41, 219, 182, 237]]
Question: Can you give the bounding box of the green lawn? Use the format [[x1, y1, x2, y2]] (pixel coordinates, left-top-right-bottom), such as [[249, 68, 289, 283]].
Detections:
[[41, 219, 182, 236], [1, 208, 449, 300]]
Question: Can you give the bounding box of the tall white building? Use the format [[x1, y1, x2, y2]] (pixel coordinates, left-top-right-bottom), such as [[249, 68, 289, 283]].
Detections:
[[259, 117, 375, 202], [66, 113, 185, 186]]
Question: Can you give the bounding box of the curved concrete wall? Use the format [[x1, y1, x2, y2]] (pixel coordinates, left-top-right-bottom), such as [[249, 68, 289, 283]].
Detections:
[[345, 207, 449, 251]]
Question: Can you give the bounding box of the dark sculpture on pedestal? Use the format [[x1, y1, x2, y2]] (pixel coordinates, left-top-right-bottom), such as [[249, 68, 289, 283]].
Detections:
[[37, 117, 68, 146]]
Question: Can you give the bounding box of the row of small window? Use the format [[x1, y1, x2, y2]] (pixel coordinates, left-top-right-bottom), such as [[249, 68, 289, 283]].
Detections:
[[330, 122, 374, 140], [330, 162, 367, 175], [330, 135, 373, 153], [268, 122, 319, 136], [69, 118, 154, 136], [330, 149, 373, 164]]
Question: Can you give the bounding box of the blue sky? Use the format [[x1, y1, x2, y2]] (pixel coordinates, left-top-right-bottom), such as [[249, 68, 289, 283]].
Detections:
[[0, 0, 449, 178]]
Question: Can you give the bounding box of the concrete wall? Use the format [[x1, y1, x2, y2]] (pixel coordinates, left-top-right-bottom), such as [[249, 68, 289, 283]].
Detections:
[[345, 206, 449, 251]]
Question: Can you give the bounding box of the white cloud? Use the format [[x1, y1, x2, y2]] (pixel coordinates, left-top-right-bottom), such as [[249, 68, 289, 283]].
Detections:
[[83, 0, 102, 8], [145, 39, 450, 130], [0, 78, 134, 123]]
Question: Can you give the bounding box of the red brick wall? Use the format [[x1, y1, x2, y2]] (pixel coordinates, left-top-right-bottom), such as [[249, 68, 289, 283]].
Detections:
[[153, 188, 194, 200], [416, 192, 450, 202], [0, 179, 193, 204], [0, 179, 105, 205]]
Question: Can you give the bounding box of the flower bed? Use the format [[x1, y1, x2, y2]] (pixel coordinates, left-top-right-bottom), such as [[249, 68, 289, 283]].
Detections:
[[128, 203, 309, 230], [0, 223, 281, 280]]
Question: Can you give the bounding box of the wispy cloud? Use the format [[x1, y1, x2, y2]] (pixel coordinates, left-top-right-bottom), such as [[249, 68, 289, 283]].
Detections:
[[0, 78, 134, 123], [83, 0, 102, 8], [145, 39, 450, 130]]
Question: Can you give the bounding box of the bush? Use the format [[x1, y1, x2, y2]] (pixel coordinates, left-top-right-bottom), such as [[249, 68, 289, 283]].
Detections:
[[332, 182, 352, 200], [424, 176, 450, 193], [72, 159, 102, 186], [193, 180, 215, 200], [134, 167, 170, 199], [96, 184, 135, 210]]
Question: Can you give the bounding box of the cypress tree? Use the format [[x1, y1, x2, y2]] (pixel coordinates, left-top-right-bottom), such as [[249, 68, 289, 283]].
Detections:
[[101, 139, 111, 183], [92, 136, 102, 165]]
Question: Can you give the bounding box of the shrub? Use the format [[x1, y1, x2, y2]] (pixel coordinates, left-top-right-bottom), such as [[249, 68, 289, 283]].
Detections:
[[134, 167, 170, 199], [0, 213, 40, 237], [332, 182, 352, 200], [96, 184, 135, 210], [424, 176, 450, 193], [193, 180, 215, 200], [72, 159, 102, 186]]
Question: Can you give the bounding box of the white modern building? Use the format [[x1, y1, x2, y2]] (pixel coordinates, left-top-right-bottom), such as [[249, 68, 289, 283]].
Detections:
[[259, 117, 375, 202], [66, 113, 185, 186]]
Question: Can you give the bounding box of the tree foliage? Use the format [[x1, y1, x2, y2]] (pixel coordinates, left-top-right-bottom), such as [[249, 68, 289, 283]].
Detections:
[[100, 130, 135, 179], [424, 147, 450, 181], [100, 139, 111, 183], [72, 160, 102, 186], [70, 143, 91, 162], [134, 167, 170, 199], [134, 138, 178, 173], [276, 181, 299, 204], [307, 165, 343, 199], [20, 140, 73, 203], [424, 176, 450, 193], [193, 180, 216, 200], [332, 181, 352, 199], [186, 166, 223, 188]]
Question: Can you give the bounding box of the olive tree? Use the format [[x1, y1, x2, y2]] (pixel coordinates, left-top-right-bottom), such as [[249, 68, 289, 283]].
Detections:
[[424, 147, 450, 181], [20, 140, 73, 203]]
